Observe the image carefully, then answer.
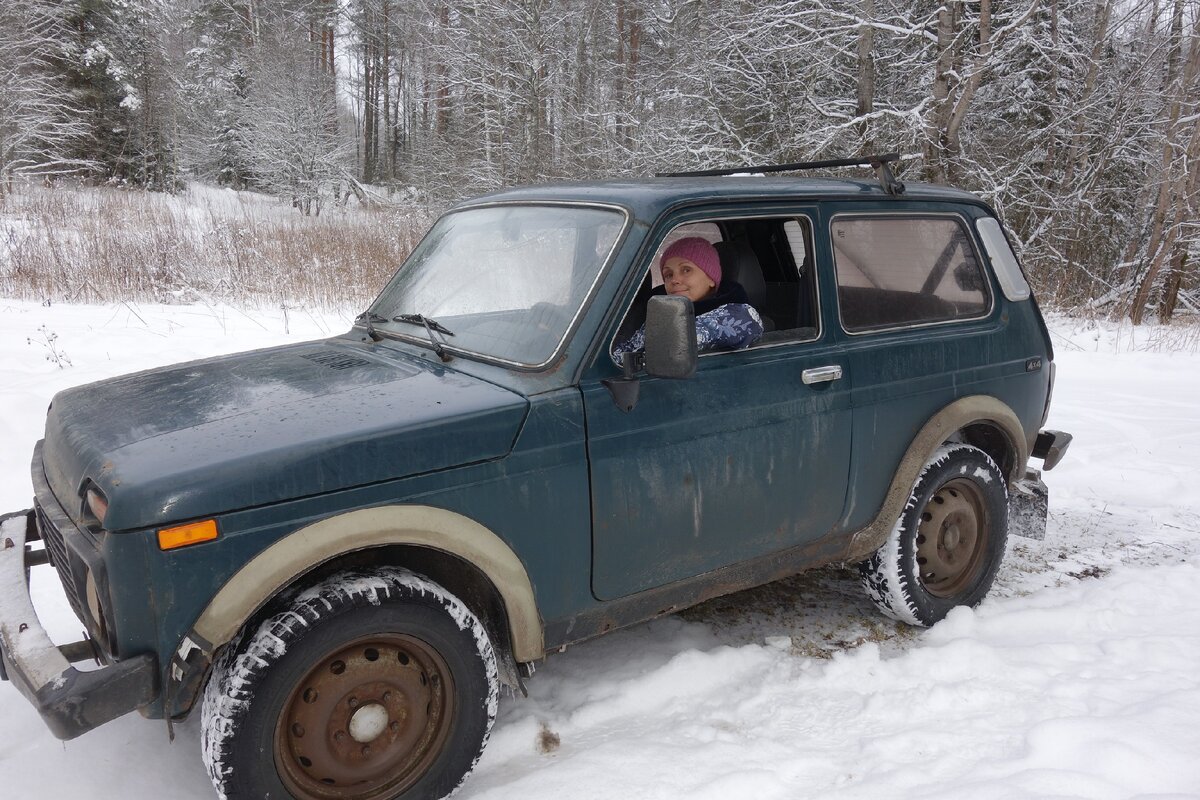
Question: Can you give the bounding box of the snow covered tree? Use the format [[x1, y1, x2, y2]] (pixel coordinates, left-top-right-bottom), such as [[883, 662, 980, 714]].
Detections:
[[0, 0, 91, 194], [1127, 0, 1200, 322], [241, 5, 349, 214], [182, 0, 259, 188], [2, 0, 1196, 313], [50, 0, 183, 189]]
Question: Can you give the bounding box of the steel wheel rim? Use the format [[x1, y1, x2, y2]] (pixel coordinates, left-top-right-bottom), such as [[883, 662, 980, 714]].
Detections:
[[915, 478, 989, 598], [275, 633, 455, 800]]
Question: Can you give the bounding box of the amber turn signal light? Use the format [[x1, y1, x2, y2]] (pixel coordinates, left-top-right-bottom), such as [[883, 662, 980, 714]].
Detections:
[[157, 519, 219, 550]]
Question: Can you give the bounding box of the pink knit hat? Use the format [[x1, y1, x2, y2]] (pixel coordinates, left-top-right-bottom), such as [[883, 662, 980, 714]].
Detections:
[[660, 237, 721, 286]]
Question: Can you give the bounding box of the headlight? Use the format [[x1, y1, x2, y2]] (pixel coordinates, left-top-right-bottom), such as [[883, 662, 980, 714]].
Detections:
[[85, 487, 109, 527]]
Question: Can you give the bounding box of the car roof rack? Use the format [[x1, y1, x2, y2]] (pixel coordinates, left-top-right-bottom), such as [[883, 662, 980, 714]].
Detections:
[[656, 152, 906, 196]]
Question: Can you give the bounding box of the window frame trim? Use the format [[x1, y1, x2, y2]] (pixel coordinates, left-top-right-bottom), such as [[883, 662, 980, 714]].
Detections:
[[605, 210, 824, 365]]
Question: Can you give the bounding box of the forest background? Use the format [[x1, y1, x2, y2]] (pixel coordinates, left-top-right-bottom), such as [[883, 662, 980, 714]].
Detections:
[[0, 0, 1197, 322]]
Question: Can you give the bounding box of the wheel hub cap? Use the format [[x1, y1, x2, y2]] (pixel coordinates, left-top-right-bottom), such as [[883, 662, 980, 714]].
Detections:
[[916, 478, 989, 598], [349, 703, 390, 743], [943, 523, 962, 550], [274, 633, 455, 800]]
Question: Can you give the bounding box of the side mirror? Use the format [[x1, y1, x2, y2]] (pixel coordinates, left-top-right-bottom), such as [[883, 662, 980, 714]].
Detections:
[[644, 295, 697, 379]]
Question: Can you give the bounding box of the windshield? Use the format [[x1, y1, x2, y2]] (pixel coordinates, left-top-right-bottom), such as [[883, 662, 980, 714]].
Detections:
[[370, 204, 627, 366]]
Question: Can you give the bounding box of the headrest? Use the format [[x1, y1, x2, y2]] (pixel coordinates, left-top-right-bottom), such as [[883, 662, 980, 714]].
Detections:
[[714, 241, 766, 307]]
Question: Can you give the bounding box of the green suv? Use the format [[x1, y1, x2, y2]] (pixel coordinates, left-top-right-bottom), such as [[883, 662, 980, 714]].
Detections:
[[0, 157, 1070, 800]]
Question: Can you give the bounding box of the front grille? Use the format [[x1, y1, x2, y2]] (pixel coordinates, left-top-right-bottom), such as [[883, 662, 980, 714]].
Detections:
[[35, 501, 88, 625]]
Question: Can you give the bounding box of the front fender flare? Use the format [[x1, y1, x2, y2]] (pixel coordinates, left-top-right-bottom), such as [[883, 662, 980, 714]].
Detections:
[[191, 505, 544, 663]]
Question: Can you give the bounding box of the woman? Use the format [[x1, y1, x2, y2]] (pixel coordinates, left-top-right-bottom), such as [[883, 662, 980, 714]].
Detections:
[[612, 237, 763, 363]]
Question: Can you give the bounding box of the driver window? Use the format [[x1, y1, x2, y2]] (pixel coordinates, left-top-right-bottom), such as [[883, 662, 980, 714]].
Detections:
[[610, 216, 819, 365]]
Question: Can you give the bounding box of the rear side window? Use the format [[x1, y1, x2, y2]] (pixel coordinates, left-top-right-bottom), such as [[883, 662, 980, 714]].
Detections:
[[832, 216, 990, 332]]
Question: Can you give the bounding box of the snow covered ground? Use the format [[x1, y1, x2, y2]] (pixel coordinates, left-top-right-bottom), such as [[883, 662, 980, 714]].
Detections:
[[0, 300, 1197, 799]]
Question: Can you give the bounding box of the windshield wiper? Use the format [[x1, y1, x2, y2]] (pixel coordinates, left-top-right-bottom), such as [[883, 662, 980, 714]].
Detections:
[[393, 314, 455, 336], [354, 310, 388, 341], [392, 313, 455, 362], [356, 311, 388, 324]]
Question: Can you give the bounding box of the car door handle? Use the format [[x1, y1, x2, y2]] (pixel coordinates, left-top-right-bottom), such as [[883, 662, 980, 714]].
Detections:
[[802, 365, 843, 385]]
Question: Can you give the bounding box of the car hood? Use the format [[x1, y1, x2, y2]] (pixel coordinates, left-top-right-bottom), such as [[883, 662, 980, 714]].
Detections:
[[40, 339, 528, 531]]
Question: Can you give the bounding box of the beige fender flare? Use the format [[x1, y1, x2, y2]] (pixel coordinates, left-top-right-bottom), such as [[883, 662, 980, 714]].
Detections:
[[191, 505, 544, 662], [844, 395, 1029, 562]]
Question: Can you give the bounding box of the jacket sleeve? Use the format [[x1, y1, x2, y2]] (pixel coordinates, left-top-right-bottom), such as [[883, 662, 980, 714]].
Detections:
[[695, 303, 764, 351], [611, 324, 646, 366], [610, 303, 762, 366]]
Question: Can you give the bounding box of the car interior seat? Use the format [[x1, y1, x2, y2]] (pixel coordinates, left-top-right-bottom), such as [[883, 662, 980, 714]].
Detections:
[[715, 240, 775, 332]]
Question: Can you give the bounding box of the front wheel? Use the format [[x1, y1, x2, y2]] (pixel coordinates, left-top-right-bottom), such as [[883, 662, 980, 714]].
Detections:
[[201, 567, 499, 800], [859, 443, 1009, 626]]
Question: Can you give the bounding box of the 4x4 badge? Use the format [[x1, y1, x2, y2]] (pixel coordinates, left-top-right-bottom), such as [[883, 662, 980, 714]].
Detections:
[[1026, 357, 1043, 372]]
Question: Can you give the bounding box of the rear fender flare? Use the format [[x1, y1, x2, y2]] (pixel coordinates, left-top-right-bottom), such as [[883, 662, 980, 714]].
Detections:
[[844, 395, 1028, 562]]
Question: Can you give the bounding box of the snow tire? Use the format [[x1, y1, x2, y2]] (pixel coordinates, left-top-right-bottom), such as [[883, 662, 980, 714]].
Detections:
[[201, 567, 499, 800], [859, 443, 1008, 626]]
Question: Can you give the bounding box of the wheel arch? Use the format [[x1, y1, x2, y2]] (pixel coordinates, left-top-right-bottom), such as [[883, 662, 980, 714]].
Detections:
[[191, 506, 544, 666], [844, 395, 1027, 562], [200, 566, 499, 800]]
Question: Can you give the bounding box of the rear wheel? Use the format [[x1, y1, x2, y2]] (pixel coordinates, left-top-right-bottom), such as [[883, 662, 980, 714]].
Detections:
[[859, 444, 1009, 626], [202, 568, 499, 800]]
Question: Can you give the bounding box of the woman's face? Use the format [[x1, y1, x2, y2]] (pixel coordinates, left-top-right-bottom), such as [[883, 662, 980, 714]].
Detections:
[[661, 256, 716, 303]]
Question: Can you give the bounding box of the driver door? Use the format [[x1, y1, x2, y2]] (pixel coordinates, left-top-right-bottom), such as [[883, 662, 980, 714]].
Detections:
[[581, 210, 852, 600]]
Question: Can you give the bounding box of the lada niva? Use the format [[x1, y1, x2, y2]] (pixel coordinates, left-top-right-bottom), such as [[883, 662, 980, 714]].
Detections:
[[0, 155, 1070, 799]]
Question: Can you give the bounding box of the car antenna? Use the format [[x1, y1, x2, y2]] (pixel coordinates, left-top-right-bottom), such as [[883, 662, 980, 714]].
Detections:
[[656, 152, 906, 196]]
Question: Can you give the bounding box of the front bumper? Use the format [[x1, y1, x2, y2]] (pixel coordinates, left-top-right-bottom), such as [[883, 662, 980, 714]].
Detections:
[[0, 507, 158, 740]]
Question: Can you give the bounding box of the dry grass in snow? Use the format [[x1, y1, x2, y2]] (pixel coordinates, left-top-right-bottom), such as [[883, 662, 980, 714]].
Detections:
[[0, 182, 434, 310]]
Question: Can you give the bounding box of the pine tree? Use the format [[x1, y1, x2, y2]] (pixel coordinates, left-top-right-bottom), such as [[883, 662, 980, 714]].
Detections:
[[0, 0, 91, 193], [51, 0, 181, 189]]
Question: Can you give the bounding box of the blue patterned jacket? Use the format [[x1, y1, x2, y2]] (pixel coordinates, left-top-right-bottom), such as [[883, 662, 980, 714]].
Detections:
[[612, 281, 764, 365]]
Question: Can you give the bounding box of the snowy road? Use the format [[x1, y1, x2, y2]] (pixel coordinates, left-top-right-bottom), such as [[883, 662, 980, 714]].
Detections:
[[1, 301, 1197, 799]]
